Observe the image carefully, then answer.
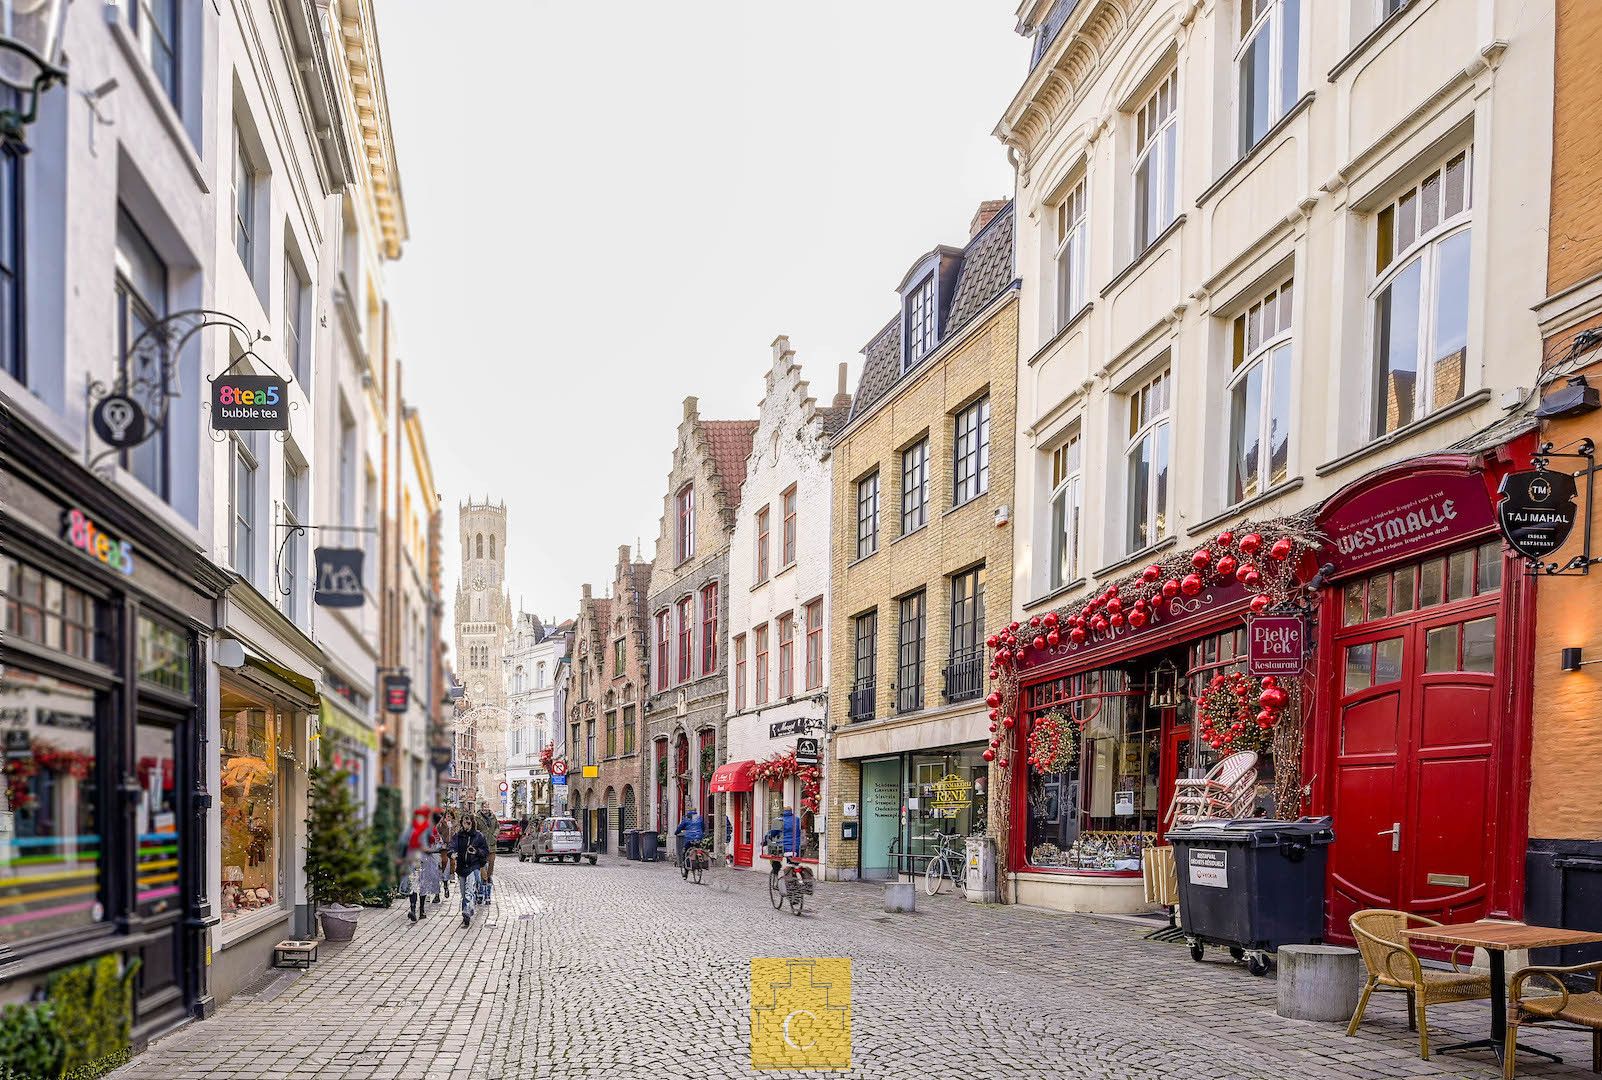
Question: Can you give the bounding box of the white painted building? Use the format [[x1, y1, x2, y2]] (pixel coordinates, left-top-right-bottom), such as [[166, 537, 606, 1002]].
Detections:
[[502, 613, 571, 818], [996, 0, 1552, 913], [724, 338, 852, 869]]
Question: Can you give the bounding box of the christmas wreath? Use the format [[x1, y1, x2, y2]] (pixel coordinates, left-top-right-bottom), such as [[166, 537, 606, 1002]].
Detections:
[[1025, 710, 1079, 774], [1196, 672, 1291, 754]]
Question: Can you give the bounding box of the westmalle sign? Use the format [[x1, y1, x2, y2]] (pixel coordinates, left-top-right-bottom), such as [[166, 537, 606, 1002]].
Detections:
[[1497, 468, 1579, 561], [1319, 465, 1495, 577]]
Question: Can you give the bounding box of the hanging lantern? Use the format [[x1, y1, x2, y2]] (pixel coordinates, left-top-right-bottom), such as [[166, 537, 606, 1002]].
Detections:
[[1149, 657, 1182, 708]]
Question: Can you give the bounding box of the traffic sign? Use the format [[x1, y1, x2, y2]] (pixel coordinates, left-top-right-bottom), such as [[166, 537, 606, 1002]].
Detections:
[[499, 781, 508, 793], [552, 775, 567, 786], [552, 759, 568, 778]]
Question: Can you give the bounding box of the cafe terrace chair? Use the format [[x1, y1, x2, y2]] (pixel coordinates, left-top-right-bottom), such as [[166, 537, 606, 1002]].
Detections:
[[1502, 960, 1602, 1078], [1347, 909, 1492, 1060], [1166, 751, 1258, 827]]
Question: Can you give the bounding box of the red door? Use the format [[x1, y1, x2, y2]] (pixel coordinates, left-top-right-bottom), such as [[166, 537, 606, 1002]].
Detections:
[[1155, 707, 1185, 841], [732, 793, 753, 867], [1329, 600, 1500, 937]]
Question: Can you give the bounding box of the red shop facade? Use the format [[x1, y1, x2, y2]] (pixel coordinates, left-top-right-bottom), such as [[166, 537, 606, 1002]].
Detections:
[[1003, 437, 1537, 937]]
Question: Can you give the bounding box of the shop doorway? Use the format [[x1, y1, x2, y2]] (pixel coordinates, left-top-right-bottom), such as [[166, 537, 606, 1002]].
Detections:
[[732, 793, 752, 867], [859, 758, 901, 880], [1328, 541, 1504, 937]]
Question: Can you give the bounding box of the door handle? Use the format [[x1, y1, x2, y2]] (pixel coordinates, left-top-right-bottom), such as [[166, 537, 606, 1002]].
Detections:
[[1377, 822, 1401, 853]]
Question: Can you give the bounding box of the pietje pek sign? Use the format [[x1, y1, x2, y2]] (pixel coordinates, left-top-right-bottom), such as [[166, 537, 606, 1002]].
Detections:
[[1247, 616, 1304, 676], [1319, 465, 1495, 577]]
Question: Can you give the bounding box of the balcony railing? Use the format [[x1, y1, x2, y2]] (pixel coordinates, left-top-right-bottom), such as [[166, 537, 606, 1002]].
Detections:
[[944, 651, 985, 704], [848, 680, 876, 722]]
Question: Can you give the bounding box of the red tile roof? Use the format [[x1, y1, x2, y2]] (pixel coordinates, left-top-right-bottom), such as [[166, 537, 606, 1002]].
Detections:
[[701, 419, 758, 508]]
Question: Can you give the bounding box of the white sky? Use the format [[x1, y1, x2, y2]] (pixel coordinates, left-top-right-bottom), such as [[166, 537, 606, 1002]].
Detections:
[[380, 2, 1028, 631]]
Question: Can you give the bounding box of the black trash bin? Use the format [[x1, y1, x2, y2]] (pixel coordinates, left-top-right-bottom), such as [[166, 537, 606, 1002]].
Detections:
[[639, 831, 660, 862], [1168, 817, 1335, 975], [624, 829, 641, 861]]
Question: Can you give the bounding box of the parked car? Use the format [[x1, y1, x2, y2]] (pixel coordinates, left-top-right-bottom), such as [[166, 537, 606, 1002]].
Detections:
[[495, 818, 523, 853], [521, 816, 595, 864]]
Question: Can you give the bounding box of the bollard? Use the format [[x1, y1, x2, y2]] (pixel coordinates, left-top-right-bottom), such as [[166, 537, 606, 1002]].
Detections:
[[883, 881, 916, 913], [1276, 944, 1361, 1022]]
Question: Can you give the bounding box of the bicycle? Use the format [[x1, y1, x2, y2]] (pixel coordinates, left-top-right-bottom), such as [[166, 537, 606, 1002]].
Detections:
[[767, 856, 812, 916], [681, 839, 712, 885], [923, 832, 968, 895]]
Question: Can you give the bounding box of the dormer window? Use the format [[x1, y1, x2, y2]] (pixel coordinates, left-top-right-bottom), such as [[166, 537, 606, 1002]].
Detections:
[[904, 275, 937, 371]]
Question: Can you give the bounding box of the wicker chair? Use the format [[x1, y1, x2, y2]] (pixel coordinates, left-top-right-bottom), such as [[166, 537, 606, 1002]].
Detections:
[[1347, 909, 1493, 1059], [1503, 961, 1602, 1078]]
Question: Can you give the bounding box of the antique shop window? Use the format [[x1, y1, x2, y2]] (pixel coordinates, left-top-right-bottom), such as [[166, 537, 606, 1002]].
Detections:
[[1228, 278, 1293, 503], [953, 396, 991, 507], [906, 748, 988, 865], [1125, 366, 1172, 552], [1024, 668, 1162, 871], [1132, 69, 1179, 252], [1371, 147, 1473, 437], [901, 438, 929, 536], [1236, 0, 1301, 156], [1048, 433, 1082, 590], [220, 690, 282, 922], [0, 669, 103, 941]]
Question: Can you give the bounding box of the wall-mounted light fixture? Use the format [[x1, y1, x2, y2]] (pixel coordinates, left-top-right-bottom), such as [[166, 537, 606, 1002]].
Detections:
[[1560, 647, 1601, 672]]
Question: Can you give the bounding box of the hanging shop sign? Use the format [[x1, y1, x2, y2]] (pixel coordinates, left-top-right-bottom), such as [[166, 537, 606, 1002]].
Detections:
[[62, 508, 135, 576], [429, 745, 453, 773], [90, 394, 149, 449], [794, 737, 820, 765], [1497, 468, 1579, 561], [769, 716, 825, 739], [313, 547, 365, 608], [1247, 615, 1305, 676], [930, 773, 972, 812], [1319, 464, 1495, 578], [382, 674, 411, 713], [211, 375, 290, 431]]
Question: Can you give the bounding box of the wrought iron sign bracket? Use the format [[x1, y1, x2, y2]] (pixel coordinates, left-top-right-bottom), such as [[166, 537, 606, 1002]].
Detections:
[[273, 521, 376, 598], [1521, 439, 1600, 577]]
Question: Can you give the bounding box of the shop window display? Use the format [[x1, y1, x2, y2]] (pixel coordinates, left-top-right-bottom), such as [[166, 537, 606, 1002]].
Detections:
[[220, 690, 282, 921], [0, 669, 102, 940], [907, 748, 987, 863], [135, 722, 180, 915]]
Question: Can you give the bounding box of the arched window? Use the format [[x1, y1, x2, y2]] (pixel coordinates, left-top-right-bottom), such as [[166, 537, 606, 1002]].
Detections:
[[536, 662, 546, 688], [490, 534, 497, 560], [475, 533, 484, 559]]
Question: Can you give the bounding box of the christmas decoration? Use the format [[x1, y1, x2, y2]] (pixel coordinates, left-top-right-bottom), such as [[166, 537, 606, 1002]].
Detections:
[[304, 767, 379, 907], [1025, 710, 1080, 775], [751, 749, 823, 816]]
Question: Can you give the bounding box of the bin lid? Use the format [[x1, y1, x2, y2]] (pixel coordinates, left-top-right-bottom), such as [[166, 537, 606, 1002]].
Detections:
[[1168, 816, 1334, 846]]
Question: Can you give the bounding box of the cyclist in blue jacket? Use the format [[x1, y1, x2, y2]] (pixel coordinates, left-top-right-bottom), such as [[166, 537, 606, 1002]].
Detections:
[[763, 807, 805, 883], [674, 809, 705, 878]]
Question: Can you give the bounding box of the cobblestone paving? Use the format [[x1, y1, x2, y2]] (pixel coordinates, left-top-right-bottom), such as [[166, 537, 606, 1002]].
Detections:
[[114, 858, 1595, 1080]]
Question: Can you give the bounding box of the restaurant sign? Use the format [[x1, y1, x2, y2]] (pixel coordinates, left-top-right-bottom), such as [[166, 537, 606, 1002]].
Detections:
[[1247, 616, 1305, 676], [1497, 468, 1579, 562], [1319, 465, 1495, 578]]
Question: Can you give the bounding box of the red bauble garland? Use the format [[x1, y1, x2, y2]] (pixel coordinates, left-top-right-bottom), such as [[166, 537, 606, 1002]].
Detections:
[[1196, 672, 1290, 754], [1024, 710, 1079, 774], [751, 749, 823, 816]]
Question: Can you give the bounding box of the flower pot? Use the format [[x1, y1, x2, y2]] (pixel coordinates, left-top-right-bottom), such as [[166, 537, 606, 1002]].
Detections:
[[318, 903, 362, 941]]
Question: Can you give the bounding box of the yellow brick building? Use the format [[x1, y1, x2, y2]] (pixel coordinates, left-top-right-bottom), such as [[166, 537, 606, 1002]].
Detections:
[[824, 202, 1018, 881]]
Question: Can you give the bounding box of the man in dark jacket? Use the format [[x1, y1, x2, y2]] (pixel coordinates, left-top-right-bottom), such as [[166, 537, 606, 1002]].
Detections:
[[452, 812, 490, 927], [674, 810, 705, 878], [763, 807, 805, 882]]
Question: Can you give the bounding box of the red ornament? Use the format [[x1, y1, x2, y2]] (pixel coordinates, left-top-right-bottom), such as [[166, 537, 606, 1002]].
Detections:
[[1162, 580, 1180, 600], [1029, 615, 1042, 628], [982, 748, 995, 762], [1192, 549, 1213, 570], [1009, 621, 1020, 632], [997, 649, 1011, 664], [1217, 531, 1235, 548], [1242, 570, 1262, 588], [1069, 628, 1086, 645], [988, 722, 998, 733], [1215, 555, 1238, 580], [1031, 635, 1046, 651], [1249, 594, 1272, 614], [1106, 598, 1123, 615], [1109, 613, 1125, 628], [986, 691, 1002, 708], [1259, 686, 1289, 710], [1238, 533, 1263, 555], [1092, 617, 1109, 633], [1002, 716, 1015, 729], [1180, 574, 1203, 597], [1043, 611, 1059, 627], [1261, 676, 1278, 688], [1106, 584, 1120, 598], [1142, 565, 1162, 583], [1046, 629, 1060, 647], [1128, 610, 1148, 628], [988, 709, 999, 722], [1256, 710, 1276, 728], [986, 634, 999, 649], [1269, 538, 1294, 561], [1150, 593, 1166, 610], [998, 758, 1009, 769]]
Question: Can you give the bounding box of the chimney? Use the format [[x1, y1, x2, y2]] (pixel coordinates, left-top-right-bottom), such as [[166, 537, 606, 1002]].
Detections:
[[682, 396, 698, 420], [617, 544, 630, 566], [832, 362, 852, 408], [970, 199, 1008, 238], [771, 335, 792, 367], [581, 584, 592, 600]]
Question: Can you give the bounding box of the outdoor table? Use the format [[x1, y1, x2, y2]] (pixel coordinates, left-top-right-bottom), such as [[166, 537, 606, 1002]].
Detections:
[[1400, 920, 1602, 1065]]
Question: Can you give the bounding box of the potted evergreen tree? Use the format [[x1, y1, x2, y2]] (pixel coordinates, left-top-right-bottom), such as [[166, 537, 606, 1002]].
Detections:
[[304, 768, 379, 941]]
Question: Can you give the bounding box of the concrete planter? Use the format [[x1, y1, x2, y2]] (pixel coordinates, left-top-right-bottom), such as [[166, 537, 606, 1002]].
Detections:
[[318, 904, 362, 941]]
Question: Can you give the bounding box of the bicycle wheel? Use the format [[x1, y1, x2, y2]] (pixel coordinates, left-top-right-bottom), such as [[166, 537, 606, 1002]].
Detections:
[[925, 855, 944, 895], [769, 873, 783, 909], [690, 857, 704, 885]]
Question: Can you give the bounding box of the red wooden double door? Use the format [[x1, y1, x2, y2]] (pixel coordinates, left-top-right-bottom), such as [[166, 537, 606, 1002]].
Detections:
[[1326, 541, 1515, 938]]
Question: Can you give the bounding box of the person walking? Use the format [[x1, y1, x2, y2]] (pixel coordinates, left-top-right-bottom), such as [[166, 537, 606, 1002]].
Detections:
[[476, 805, 499, 904], [437, 812, 455, 902], [401, 811, 445, 922], [452, 811, 489, 928]]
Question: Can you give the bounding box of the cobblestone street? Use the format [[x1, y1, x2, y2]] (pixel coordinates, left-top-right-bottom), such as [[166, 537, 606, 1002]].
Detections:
[[111, 857, 1595, 1080]]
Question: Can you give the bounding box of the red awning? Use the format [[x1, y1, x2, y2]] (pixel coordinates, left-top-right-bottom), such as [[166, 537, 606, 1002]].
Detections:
[[709, 760, 756, 793]]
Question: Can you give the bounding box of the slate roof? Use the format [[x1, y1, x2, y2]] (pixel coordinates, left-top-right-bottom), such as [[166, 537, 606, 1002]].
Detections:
[[814, 405, 852, 437], [702, 419, 759, 508], [846, 202, 1016, 425]]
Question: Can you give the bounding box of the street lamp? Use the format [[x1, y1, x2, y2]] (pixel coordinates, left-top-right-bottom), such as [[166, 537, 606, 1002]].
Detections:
[[0, 0, 69, 143]]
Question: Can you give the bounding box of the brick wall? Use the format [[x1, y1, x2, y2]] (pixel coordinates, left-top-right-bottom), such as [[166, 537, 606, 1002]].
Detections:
[[1548, 0, 1602, 295]]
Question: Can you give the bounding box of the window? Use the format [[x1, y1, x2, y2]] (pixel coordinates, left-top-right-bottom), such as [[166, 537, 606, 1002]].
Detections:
[[777, 612, 795, 699], [781, 486, 797, 567], [950, 567, 986, 661], [232, 123, 255, 273], [1126, 367, 1172, 552], [700, 581, 718, 675], [536, 663, 546, 688], [852, 611, 877, 720], [130, 0, 180, 106], [754, 505, 770, 583], [1048, 435, 1083, 590], [1371, 148, 1473, 437], [613, 638, 625, 676], [585, 720, 596, 766], [953, 396, 991, 506], [2, 555, 100, 661], [676, 484, 696, 563], [856, 471, 880, 559], [1229, 278, 1294, 503], [901, 438, 929, 536], [228, 430, 260, 582], [904, 275, 938, 369], [282, 459, 306, 621], [114, 209, 170, 500], [338, 406, 357, 525], [754, 623, 770, 706], [1341, 539, 1502, 627], [220, 689, 283, 922], [283, 256, 309, 386], [623, 705, 637, 754], [804, 599, 823, 691], [1055, 175, 1089, 326], [0, 141, 20, 381], [734, 634, 747, 711], [676, 596, 694, 683], [489, 534, 496, 560], [654, 609, 671, 691], [1236, 0, 1301, 156], [605, 711, 617, 758], [897, 591, 926, 714], [1133, 70, 1179, 251]]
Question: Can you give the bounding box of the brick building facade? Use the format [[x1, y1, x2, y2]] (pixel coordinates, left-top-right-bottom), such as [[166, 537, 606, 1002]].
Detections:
[[824, 202, 1019, 881], [646, 399, 757, 859]]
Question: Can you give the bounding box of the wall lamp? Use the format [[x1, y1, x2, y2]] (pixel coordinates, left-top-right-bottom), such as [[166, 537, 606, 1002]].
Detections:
[[1560, 647, 1601, 672]]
